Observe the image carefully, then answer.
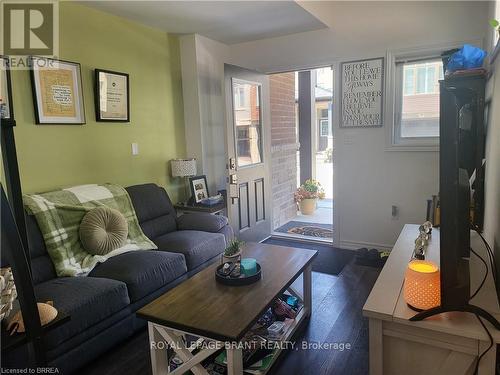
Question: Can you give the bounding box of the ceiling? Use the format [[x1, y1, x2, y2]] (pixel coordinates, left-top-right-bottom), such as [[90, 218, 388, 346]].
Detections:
[[81, 1, 327, 45]]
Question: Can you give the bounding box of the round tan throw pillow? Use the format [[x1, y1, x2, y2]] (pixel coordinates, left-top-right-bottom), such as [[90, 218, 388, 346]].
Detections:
[[79, 207, 128, 255]]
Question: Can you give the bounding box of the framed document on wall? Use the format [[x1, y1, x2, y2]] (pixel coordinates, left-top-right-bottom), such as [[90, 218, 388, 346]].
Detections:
[[340, 57, 384, 128], [30, 57, 86, 125], [0, 56, 14, 121], [95, 69, 130, 122]]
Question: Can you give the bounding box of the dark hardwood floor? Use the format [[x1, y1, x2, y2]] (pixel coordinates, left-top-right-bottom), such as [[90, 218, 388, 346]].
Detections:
[[77, 261, 380, 375]]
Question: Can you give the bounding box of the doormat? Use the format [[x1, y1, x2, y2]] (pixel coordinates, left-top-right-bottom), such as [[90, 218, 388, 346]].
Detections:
[[262, 238, 353, 275], [275, 221, 333, 239]]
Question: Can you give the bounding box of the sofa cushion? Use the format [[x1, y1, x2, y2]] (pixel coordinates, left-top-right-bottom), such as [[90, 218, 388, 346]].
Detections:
[[126, 184, 177, 239], [177, 213, 228, 233], [79, 207, 128, 255], [154, 230, 226, 270], [35, 276, 130, 349], [88, 251, 187, 302]]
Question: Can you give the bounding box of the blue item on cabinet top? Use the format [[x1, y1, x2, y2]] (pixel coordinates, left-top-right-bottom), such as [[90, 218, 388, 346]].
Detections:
[[446, 44, 487, 72]]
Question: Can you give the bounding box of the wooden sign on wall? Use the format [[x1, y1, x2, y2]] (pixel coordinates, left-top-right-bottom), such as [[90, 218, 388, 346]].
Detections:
[[341, 57, 384, 128]]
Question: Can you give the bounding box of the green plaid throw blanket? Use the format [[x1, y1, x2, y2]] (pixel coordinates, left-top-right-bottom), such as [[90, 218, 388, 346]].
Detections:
[[23, 184, 157, 277]]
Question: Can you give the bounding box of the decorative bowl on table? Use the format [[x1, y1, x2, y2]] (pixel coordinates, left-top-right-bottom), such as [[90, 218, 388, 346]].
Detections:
[[215, 261, 262, 286]]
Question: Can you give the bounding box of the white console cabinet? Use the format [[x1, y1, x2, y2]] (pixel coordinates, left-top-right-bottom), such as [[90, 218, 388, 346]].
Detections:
[[363, 224, 500, 375]]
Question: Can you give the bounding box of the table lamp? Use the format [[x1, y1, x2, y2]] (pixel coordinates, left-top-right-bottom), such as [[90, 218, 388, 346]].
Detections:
[[403, 259, 441, 311], [171, 158, 197, 203]]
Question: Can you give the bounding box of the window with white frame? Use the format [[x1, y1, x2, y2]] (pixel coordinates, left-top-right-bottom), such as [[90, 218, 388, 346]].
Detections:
[[318, 108, 330, 137], [319, 119, 329, 137], [394, 57, 443, 145]]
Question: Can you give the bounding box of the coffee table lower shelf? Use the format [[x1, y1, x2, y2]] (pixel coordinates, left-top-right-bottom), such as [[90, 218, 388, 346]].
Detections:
[[148, 307, 309, 375], [147, 265, 312, 375]]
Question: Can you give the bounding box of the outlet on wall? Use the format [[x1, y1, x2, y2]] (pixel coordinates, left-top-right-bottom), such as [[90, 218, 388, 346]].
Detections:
[[391, 205, 399, 219], [131, 143, 139, 155]]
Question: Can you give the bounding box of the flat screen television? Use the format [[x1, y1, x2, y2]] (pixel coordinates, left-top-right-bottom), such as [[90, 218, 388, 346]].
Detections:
[[439, 76, 479, 307], [411, 72, 499, 328]]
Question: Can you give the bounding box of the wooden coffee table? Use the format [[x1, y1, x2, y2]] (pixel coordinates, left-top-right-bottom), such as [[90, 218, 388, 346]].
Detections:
[[137, 242, 317, 375]]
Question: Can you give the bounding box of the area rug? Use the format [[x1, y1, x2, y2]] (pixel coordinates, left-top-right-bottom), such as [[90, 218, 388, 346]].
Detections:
[[262, 238, 354, 275], [274, 221, 333, 239]]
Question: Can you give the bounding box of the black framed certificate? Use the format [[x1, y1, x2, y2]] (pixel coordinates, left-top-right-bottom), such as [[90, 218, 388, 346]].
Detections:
[[30, 57, 86, 125], [95, 69, 130, 122]]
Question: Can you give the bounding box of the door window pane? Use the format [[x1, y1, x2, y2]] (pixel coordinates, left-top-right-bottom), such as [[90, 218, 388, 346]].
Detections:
[[232, 81, 263, 167]]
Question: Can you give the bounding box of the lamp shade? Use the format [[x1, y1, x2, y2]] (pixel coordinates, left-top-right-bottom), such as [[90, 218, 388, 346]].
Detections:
[[171, 158, 197, 177], [403, 260, 441, 311]]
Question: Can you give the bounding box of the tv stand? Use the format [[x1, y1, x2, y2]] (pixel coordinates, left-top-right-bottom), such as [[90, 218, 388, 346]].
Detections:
[[363, 224, 500, 375]]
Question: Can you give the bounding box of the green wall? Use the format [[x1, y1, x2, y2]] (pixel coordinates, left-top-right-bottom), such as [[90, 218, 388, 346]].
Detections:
[[7, 2, 186, 201]]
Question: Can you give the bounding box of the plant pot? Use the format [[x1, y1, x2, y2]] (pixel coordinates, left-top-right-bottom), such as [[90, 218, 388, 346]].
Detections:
[[222, 251, 242, 264], [299, 198, 317, 215]]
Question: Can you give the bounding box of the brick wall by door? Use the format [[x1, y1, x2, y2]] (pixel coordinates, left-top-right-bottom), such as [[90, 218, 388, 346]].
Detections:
[[270, 72, 298, 229]]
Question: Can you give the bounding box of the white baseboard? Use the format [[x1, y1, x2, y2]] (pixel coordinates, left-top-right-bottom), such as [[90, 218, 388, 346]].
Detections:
[[339, 239, 393, 252]]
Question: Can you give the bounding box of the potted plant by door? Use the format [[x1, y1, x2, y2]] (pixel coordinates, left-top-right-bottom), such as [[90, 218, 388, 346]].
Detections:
[[222, 239, 245, 264], [294, 179, 325, 215]]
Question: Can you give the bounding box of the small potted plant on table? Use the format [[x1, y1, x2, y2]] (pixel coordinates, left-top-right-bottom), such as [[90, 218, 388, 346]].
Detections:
[[222, 239, 245, 264], [294, 179, 325, 215]]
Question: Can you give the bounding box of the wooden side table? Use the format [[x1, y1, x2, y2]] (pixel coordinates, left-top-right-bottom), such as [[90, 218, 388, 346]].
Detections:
[[174, 202, 226, 216]]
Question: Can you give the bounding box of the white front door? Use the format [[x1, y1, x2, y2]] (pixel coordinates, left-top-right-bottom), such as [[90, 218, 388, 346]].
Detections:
[[224, 64, 271, 242]]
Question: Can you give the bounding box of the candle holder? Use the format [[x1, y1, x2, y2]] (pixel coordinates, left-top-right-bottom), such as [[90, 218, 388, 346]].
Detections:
[[404, 260, 441, 311]]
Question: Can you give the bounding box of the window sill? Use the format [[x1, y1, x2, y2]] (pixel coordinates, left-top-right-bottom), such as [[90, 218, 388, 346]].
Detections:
[[385, 144, 439, 152]]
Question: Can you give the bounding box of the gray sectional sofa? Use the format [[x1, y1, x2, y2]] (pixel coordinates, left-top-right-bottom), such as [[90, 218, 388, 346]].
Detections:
[[3, 183, 233, 373]]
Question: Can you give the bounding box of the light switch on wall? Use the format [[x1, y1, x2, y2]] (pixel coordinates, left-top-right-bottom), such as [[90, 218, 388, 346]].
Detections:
[[131, 143, 139, 155]]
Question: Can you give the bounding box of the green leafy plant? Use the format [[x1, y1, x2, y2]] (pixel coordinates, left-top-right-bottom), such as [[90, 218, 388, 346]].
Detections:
[[224, 239, 245, 257], [490, 19, 500, 38], [294, 179, 325, 203]]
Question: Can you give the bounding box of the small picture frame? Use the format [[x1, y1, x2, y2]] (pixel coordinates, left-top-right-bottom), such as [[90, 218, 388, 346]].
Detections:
[[95, 69, 130, 122], [30, 56, 86, 125], [189, 175, 209, 203], [0, 56, 14, 121]]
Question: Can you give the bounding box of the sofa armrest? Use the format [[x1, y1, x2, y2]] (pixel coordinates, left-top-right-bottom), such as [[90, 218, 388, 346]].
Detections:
[[177, 213, 229, 233]]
